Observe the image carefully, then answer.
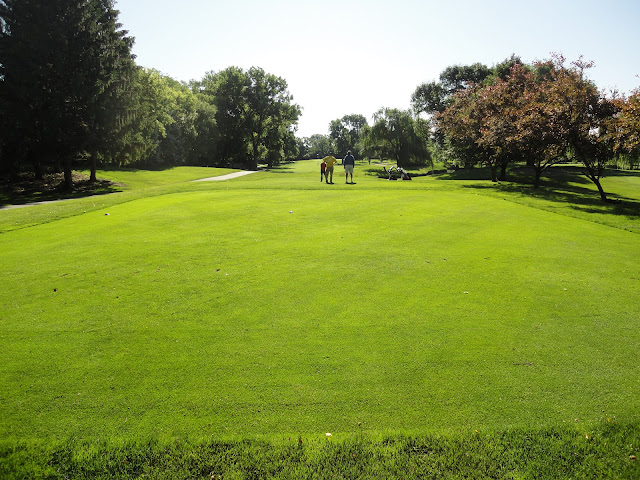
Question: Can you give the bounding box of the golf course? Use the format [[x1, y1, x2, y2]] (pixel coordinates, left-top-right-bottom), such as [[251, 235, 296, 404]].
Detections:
[[1, 160, 639, 478]]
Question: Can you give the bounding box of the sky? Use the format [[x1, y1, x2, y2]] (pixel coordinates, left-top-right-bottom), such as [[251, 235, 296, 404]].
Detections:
[[114, 0, 640, 138]]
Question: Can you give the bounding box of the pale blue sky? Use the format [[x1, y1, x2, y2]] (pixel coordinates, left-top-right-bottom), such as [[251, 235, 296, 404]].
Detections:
[[114, 0, 640, 137]]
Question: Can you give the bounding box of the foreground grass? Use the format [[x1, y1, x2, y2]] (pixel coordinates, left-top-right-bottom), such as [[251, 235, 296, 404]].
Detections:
[[0, 167, 237, 233], [2, 423, 639, 479], [1, 161, 639, 477]]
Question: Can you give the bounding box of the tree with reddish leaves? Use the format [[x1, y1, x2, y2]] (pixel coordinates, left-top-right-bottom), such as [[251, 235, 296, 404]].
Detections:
[[542, 55, 617, 202], [435, 86, 491, 175], [436, 54, 620, 201], [436, 66, 525, 182], [609, 87, 640, 157]]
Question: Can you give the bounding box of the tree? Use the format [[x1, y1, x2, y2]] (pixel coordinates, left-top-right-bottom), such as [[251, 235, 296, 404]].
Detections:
[[543, 55, 616, 202], [306, 134, 332, 158], [368, 108, 431, 168], [84, 0, 137, 180], [118, 68, 176, 168], [412, 62, 492, 116], [0, 0, 135, 189], [435, 54, 618, 199], [411, 82, 448, 115], [201, 67, 249, 167], [436, 87, 491, 175], [187, 92, 219, 166], [412, 57, 521, 116], [202, 66, 300, 169], [610, 87, 640, 157], [246, 67, 300, 169], [151, 77, 199, 167], [439, 63, 493, 94], [328, 114, 367, 158], [295, 137, 310, 159]]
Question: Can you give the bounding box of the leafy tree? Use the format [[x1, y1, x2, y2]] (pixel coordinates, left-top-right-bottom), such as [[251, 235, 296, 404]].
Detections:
[[457, 62, 542, 182], [411, 82, 448, 115], [486, 54, 524, 83], [201, 67, 249, 167], [436, 54, 618, 199], [201, 66, 300, 169], [329, 114, 367, 158], [542, 55, 616, 201], [439, 63, 493, 94], [118, 68, 176, 168], [329, 119, 349, 156], [306, 134, 332, 158], [187, 93, 219, 166], [295, 137, 310, 159], [412, 57, 521, 117], [150, 77, 199, 167], [368, 108, 431, 168], [412, 62, 492, 116], [246, 67, 300, 169], [436, 87, 491, 174], [610, 87, 640, 157]]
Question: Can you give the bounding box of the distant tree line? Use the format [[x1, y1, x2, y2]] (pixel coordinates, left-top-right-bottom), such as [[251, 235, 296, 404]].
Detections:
[[297, 110, 432, 169], [2, 1, 638, 200], [0, 0, 301, 190], [298, 54, 639, 203]]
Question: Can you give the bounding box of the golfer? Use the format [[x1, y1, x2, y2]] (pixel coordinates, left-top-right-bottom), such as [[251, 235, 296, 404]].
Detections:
[[343, 150, 355, 184], [322, 154, 338, 184]]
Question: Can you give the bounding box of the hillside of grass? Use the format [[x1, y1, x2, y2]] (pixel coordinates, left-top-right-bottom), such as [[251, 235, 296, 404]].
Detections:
[[1, 161, 639, 478]]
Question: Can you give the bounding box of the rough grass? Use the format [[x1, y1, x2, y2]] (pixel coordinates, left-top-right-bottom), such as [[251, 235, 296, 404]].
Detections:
[[2, 422, 639, 479], [1, 161, 639, 478]]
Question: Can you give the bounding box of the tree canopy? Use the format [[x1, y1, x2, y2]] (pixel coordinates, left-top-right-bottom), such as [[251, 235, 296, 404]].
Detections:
[[365, 108, 431, 168], [434, 54, 633, 201], [0, 0, 136, 189], [0, 2, 301, 188], [1, 2, 638, 200]]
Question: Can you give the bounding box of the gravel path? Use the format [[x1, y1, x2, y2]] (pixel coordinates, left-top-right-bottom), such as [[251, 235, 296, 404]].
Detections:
[[192, 170, 259, 182]]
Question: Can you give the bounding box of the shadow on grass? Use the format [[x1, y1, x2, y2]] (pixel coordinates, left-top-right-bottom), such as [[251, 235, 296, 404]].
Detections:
[[265, 164, 297, 174], [0, 172, 122, 207], [452, 166, 640, 221]]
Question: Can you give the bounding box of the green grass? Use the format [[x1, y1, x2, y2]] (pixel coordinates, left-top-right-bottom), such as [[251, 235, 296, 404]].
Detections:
[[0, 167, 237, 233], [1, 161, 639, 477], [2, 423, 639, 479]]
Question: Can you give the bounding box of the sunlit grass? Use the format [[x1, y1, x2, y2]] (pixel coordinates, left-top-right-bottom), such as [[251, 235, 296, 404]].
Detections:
[[1, 161, 639, 476]]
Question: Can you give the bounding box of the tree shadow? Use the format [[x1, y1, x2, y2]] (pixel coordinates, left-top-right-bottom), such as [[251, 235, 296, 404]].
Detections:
[[459, 170, 640, 222], [0, 172, 122, 207], [265, 164, 296, 174], [604, 169, 640, 178]]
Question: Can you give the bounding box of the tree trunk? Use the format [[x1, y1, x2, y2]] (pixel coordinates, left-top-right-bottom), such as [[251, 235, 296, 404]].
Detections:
[[90, 152, 97, 182], [533, 165, 542, 188], [591, 176, 608, 202], [31, 149, 43, 180], [580, 157, 608, 202], [2, 142, 21, 181], [499, 162, 507, 181], [62, 154, 73, 191]]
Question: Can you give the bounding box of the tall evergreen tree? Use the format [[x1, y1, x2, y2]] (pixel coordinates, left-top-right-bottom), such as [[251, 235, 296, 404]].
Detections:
[[0, 0, 135, 189]]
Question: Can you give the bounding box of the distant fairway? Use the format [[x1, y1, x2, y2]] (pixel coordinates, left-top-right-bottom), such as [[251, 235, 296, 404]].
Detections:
[[1, 161, 639, 476]]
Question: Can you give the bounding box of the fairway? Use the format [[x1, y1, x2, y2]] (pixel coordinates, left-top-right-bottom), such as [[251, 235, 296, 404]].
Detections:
[[1, 162, 640, 476]]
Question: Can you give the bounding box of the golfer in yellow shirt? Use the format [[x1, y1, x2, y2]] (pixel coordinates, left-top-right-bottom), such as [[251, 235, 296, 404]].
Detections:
[[322, 155, 338, 184]]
